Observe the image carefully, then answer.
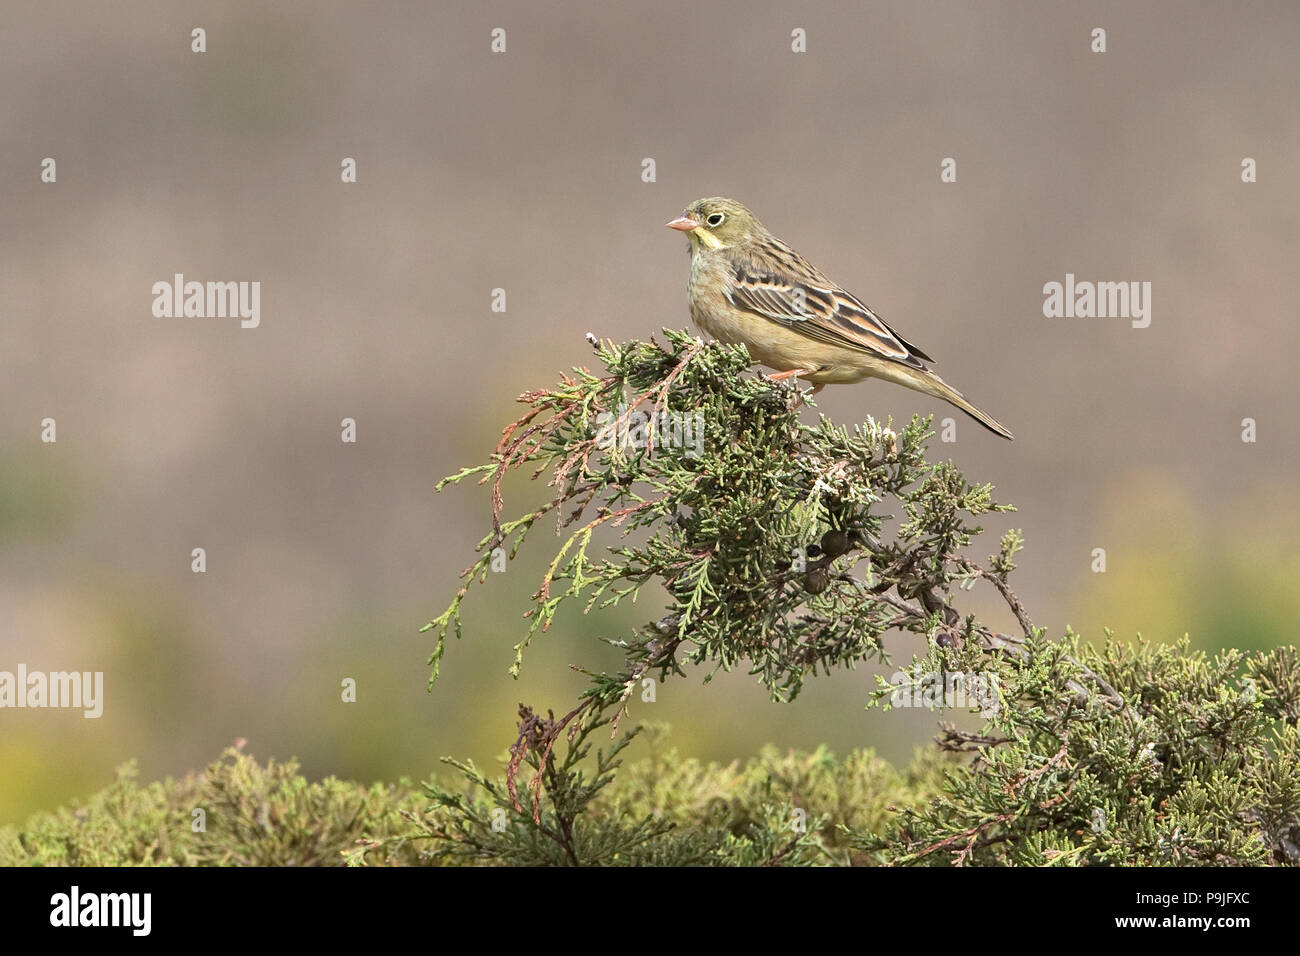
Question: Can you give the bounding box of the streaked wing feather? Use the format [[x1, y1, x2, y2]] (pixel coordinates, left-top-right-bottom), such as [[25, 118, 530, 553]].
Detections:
[[727, 263, 930, 369]]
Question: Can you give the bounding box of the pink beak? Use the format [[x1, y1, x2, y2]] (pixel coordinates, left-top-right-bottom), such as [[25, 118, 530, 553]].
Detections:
[[666, 216, 700, 232]]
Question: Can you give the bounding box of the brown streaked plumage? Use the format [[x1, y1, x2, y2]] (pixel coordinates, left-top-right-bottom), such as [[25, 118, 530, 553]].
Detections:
[[666, 197, 1014, 440]]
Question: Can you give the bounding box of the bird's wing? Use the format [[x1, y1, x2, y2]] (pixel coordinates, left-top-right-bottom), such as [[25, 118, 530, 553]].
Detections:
[[727, 261, 935, 368]]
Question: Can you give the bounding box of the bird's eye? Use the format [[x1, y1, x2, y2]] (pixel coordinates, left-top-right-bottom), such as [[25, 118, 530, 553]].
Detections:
[[706, 212, 725, 227]]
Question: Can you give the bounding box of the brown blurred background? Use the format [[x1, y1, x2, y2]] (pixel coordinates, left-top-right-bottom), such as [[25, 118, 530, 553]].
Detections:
[[2, 1, 1298, 822]]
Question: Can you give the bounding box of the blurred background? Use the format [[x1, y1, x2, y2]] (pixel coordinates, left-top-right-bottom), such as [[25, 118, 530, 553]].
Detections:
[[2, 0, 1298, 822]]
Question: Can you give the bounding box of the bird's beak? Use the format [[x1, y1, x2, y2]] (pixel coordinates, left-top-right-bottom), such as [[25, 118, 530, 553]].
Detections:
[[666, 216, 700, 232]]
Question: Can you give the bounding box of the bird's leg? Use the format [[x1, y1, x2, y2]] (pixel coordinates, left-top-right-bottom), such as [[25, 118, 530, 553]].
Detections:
[[767, 368, 812, 382]]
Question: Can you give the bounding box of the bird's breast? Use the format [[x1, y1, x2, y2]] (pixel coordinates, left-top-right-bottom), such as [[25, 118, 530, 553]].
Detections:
[[686, 254, 745, 345]]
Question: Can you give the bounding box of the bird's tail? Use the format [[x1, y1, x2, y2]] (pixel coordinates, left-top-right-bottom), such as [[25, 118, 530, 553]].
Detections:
[[912, 369, 1015, 440]]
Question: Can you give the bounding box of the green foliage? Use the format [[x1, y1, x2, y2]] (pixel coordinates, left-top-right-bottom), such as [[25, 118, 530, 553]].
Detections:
[[1, 735, 946, 867], [11, 333, 1297, 867], [411, 718, 941, 867], [417, 331, 1300, 866], [424, 330, 1027, 803], [426, 330, 1014, 708], [862, 637, 1300, 864], [6, 666, 1297, 866], [0, 745, 428, 866]]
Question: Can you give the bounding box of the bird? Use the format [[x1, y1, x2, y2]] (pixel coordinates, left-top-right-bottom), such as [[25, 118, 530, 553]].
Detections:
[[666, 197, 1013, 440]]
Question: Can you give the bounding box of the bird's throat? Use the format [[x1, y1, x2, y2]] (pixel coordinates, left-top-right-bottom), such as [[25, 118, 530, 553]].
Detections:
[[691, 228, 724, 251]]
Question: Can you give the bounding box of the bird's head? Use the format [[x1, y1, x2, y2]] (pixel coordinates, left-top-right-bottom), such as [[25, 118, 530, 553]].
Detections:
[[666, 197, 763, 252]]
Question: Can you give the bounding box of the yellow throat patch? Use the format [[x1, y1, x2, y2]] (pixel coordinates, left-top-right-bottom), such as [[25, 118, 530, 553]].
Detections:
[[691, 228, 724, 251]]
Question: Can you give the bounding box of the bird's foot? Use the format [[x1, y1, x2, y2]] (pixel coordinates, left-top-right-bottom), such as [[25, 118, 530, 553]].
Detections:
[[791, 384, 824, 409], [763, 369, 821, 409]]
